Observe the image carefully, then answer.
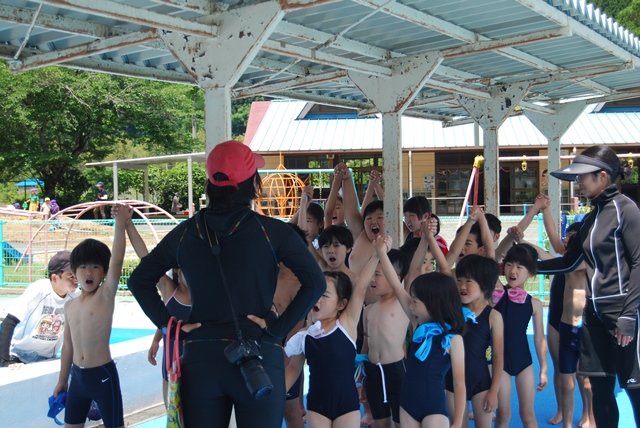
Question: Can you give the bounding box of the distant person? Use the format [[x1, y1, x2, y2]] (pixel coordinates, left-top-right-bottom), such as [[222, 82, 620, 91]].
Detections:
[[171, 192, 183, 215], [52, 203, 131, 428], [41, 197, 52, 219], [29, 188, 40, 212], [0, 251, 78, 366], [50, 199, 61, 216], [93, 182, 108, 219]]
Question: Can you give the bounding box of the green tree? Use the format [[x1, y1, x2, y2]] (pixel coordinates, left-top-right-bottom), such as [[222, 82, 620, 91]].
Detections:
[[591, 0, 640, 34], [148, 163, 207, 212], [618, 0, 640, 34], [591, 0, 632, 17], [0, 64, 202, 207]]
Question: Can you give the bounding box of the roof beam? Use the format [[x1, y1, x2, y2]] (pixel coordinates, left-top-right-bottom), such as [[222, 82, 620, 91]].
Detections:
[[11, 30, 159, 71], [519, 101, 555, 115], [0, 4, 121, 38], [250, 56, 310, 77], [233, 70, 348, 99], [567, 88, 640, 105], [0, 44, 194, 84], [274, 21, 516, 101], [352, 0, 478, 42], [276, 20, 400, 62], [403, 110, 456, 122], [516, 0, 640, 68], [66, 57, 193, 84], [354, 0, 613, 94], [34, 0, 217, 37], [426, 79, 490, 99], [490, 62, 633, 87], [148, 0, 214, 14], [280, 0, 344, 12], [441, 27, 571, 58], [262, 39, 392, 76], [271, 90, 373, 110]]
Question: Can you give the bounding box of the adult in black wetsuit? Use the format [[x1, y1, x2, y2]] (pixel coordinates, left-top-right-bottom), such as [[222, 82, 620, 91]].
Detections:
[[128, 141, 326, 428], [538, 145, 640, 427]]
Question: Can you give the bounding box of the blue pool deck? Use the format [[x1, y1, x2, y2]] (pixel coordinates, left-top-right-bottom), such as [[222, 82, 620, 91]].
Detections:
[[131, 310, 636, 428], [0, 295, 635, 427]]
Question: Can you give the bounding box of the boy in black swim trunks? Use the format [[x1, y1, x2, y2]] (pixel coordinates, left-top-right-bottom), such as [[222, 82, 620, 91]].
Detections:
[[52, 204, 131, 428], [366, 238, 412, 428]]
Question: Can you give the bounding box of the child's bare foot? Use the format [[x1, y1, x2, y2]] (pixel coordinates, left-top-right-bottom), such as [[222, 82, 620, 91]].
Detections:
[[360, 408, 373, 428], [578, 415, 594, 428], [360, 416, 373, 428], [547, 413, 562, 425]]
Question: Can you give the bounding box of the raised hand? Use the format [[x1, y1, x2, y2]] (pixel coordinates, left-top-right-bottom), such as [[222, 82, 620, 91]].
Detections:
[[507, 226, 524, 242], [420, 219, 433, 238], [468, 205, 482, 224], [369, 168, 382, 184]]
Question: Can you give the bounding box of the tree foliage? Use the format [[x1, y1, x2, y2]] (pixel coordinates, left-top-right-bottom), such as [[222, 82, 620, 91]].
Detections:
[[591, 0, 640, 34], [148, 162, 207, 212], [591, 0, 633, 18], [0, 64, 202, 207]]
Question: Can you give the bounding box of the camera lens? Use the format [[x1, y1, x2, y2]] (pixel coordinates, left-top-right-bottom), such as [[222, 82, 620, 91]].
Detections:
[[240, 358, 273, 399]]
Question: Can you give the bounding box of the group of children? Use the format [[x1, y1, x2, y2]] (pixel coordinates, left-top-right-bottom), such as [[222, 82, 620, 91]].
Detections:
[[46, 163, 590, 428], [275, 164, 593, 428]]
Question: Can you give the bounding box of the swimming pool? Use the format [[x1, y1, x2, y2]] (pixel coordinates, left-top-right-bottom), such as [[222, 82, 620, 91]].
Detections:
[[111, 327, 156, 344]]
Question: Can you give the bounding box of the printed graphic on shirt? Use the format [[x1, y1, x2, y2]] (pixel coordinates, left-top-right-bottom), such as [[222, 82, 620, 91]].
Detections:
[[32, 307, 64, 341]]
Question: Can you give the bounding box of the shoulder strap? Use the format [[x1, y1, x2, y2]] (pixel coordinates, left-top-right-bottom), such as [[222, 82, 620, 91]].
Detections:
[[165, 317, 174, 373]]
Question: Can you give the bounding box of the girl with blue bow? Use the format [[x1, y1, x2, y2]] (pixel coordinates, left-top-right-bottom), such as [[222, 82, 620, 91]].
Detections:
[[389, 269, 467, 428]]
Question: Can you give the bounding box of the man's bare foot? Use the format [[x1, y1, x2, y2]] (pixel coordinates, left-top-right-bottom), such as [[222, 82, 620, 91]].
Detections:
[[547, 413, 562, 425]]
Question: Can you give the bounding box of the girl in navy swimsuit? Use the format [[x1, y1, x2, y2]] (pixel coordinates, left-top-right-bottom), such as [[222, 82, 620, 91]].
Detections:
[[284, 248, 379, 428], [447, 254, 504, 428], [493, 244, 547, 428], [385, 254, 466, 428]]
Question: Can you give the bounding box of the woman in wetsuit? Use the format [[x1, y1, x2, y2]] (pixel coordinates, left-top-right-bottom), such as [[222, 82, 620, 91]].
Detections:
[[128, 141, 325, 428], [538, 145, 640, 427]]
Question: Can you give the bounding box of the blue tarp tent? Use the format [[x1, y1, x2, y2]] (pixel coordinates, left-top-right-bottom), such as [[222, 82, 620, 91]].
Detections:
[[15, 179, 44, 201]]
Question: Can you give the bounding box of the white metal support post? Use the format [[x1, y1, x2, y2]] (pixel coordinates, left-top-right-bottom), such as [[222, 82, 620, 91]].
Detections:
[[348, 53, 443, 245], [159, 1, 284, 153], [525, 102, 586, 227], [456, 83, 530, 215], [112, 162, 119, 201]]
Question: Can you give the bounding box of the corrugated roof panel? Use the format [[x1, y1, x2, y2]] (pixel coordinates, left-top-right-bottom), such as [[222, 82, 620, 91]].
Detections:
[[1, 0, 638, 125], [249, 101, 639, 153]]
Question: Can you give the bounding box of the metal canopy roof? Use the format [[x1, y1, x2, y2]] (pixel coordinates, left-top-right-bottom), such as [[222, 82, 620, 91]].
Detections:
[[1, 0, 639, 123]]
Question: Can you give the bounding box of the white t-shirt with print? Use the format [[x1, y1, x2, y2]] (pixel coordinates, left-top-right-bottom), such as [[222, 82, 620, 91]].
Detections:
[[9, 279, 78, 361]]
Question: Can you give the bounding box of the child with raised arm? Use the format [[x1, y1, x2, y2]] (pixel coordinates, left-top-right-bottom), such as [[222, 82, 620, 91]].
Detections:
[[339, 163, 385, 276], [318, 225, 356, 284], [493, 243, 547, 428], [446, 254, 504, 428], [282, 251, 380, 428], [364, 240, 411, 428], [444, 206, 490, 267], [404, 221, 450, 290], [324, 168, 347, 229], [52, 203, 131, 428]]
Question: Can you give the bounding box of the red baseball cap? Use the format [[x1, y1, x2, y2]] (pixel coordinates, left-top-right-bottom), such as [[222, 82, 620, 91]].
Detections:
[[206, 140, 265, 187]]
